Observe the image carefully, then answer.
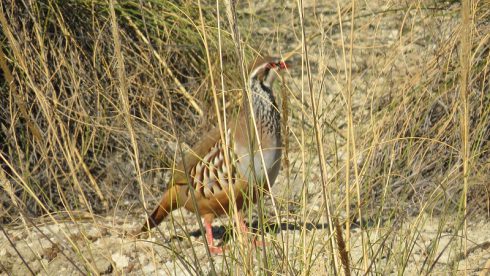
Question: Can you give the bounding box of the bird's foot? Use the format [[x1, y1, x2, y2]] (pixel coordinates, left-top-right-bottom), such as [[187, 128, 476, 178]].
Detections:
[[209, 245, 224, 254], [252, 237, 268, 248]]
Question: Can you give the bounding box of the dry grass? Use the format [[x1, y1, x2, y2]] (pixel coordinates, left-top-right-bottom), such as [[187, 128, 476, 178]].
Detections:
[[0, 0, 242, 219], [0, 0, 489, 275]]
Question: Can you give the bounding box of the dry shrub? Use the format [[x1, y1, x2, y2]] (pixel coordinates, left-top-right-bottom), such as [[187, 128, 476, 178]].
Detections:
[[362, 4, 489, 218], [0, 0, 241, 221]]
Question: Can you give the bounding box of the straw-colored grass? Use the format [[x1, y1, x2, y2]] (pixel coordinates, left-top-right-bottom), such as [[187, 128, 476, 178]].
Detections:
[[0, 0, 489, 275]]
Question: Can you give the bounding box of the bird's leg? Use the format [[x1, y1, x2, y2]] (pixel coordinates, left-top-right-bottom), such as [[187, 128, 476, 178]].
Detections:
[[236, 211, 267, 248], [236, 211, 249, 235], [203, 215, 223, 254]]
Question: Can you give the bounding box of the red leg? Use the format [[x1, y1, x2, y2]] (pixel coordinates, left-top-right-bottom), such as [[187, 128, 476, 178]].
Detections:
[[236, 211, 249, 234], [236, 212, 268, 248], [203, 216, 223, 254]]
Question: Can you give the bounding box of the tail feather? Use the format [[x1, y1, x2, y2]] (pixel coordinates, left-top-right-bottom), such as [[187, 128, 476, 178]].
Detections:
[[141, 186, 180, 232]]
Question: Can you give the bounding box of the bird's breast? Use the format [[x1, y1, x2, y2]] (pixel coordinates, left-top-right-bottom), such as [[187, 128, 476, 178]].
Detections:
[[234, 133, 281, 185]]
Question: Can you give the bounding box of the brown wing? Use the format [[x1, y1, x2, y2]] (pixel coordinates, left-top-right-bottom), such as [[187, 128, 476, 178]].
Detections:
[[188, 130, 242, 198], [181, 126, 248, 216], [140, 127, 232, 232], [170, 121, 239, 188]]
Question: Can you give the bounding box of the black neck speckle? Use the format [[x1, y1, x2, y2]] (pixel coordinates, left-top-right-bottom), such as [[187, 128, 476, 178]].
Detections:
[[250, 79, 281, 136]]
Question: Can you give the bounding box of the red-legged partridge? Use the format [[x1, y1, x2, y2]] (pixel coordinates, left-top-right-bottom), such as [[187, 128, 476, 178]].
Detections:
[[140, 56, 289, 253]]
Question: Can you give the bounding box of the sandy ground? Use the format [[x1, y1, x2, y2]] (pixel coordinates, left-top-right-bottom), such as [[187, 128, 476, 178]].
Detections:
[[1, 213, 489, 275], [1, 1, 489, 275]]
